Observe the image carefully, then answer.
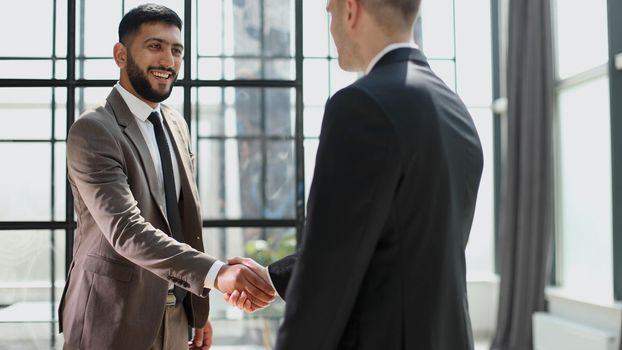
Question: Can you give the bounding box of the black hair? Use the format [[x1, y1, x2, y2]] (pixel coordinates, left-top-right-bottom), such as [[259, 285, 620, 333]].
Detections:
[[118, 3, 182, 44]]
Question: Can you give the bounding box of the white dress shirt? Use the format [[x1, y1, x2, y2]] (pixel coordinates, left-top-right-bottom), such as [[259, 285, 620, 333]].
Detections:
[[365, 42, 419, 75], [114, 83, 224, 290]]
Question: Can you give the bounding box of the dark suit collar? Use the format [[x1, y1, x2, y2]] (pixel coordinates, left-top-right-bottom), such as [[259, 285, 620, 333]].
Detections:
[[370, 47, 430, 73]]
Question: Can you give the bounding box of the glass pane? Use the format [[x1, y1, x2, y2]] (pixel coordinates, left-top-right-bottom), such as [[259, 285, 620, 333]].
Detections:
[[199, 140, 295, 220], [165, 86, 185, 116], [55, 59, 68, 80], [196, 0, 224, 56], [54, 143, 67, 222], [428, 60, 456, 91], [266, 141, 296, 219], [303, 59, 330, 107], [455, 0, 492, 107], [264, 0, 295, 57], [0, 2, 53, 57], [303, 138, 319, 204], [195, 87, 294, 137], [78, 0, 122, 58], [420, 0, 455, 58], [0, 144, 51, 221], [0, 88, 52, 140], [329, 59, 358, 96], [302, 59, 355, 137], [0, 60, 53, 79], [197, 58, 224, 80], [0, 230, 65, 347], [303, 0, 329, 57], [230, 0, 292, 56], [555, 0, 609, 79], [202, 227, 294, 346], [303, 107, 324, 138], [202, 227, 296, 270], [221, 58, 294, 80], [78, 59, 117, 80], [0, 230, 65, 306], [75, 87, 115, 119], [265, 89, 296, 136], [465, 108, 495, 276], [56, 0, 68, 58], [558, 77, 613, 301], [55, 88, 68, 141], [194, 0, 294, 79]]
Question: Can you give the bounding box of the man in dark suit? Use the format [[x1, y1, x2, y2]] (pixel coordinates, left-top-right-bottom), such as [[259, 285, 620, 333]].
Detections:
[[59, 4, 274, 350], [227, 0, 483, 349]]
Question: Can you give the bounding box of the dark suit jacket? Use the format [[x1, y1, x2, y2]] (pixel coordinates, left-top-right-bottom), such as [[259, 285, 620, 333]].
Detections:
[[59, 88, 215, 350], [269, 48, 483, 350]]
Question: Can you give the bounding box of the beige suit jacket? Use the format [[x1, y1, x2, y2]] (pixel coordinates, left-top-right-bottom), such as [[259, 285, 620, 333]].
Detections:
[[59, 88, 216, 349]]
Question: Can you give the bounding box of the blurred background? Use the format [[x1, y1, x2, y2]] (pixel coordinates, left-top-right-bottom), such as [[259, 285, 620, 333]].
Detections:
[[0, 0, 619, 349]]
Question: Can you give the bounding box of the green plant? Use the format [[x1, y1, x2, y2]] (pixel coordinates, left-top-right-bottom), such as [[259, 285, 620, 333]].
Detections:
[[244, 229, 297, 265]]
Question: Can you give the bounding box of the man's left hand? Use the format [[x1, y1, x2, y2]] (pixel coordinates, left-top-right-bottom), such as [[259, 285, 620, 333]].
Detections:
[[189, 320, 213, 349]]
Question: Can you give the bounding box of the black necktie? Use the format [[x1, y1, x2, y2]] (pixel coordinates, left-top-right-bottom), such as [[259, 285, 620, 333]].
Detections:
[[148, 111, 187, 302]]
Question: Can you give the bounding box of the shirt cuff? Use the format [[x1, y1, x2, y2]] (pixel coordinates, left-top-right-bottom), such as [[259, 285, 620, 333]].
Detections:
[[265, 266, 280, 298], [204, 260, 226, 290]]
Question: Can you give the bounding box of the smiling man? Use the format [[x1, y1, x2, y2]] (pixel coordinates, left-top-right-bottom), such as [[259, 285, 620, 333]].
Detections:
[[58, 4, 274, 350]]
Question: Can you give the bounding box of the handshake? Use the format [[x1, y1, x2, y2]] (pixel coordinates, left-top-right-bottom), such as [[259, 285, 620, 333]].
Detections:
[[213, 257, 277, 312]]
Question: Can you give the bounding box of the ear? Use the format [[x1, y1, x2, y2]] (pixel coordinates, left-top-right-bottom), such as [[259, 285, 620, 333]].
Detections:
[[113, 42, 127, 69], [345, 0, 361, 30]]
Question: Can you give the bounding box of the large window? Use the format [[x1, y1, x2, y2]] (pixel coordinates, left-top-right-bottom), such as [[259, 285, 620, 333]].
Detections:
[[0, 0, 302, 348], [0, 0, 496, 348], [552, 0, 613, 302], [417, 0, 497, 278]]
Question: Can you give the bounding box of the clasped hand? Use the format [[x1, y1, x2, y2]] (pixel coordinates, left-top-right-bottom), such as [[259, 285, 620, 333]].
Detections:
[[214, 257, 276, 312]]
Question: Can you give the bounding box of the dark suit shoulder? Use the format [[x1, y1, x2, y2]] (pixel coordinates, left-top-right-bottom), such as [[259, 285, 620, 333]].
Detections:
[[355, 60, 438, 103], [327, 84, 394, 123], [323, 84, 403, 150]]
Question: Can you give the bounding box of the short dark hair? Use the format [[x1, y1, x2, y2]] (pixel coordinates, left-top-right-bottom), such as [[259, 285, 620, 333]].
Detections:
[[360, 0, 422, 33], [118, 3, 182, 44]]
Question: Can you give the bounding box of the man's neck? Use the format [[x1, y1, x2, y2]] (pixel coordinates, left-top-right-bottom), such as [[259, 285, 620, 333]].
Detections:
[[358, 29, 412, 72], [118, 77, 158, 109]]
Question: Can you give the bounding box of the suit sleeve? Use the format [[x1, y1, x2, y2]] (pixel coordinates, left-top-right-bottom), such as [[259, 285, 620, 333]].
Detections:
[[274, 86, 402, 350], [268, 254, 298, 299], [67, 115, 215, 297]]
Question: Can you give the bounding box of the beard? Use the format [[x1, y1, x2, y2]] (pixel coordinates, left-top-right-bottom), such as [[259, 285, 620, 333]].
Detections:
[[126, 53, 177, 103]]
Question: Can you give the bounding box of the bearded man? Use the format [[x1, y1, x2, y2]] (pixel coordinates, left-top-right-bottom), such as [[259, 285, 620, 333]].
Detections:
[[58, 4, 274, 350]]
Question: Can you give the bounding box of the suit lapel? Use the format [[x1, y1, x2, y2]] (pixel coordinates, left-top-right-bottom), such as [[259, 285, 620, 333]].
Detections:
[[106, 88, 168, 223]]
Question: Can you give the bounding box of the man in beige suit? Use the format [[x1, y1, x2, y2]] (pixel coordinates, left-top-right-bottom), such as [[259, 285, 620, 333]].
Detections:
[[59, 4, 275, 349]]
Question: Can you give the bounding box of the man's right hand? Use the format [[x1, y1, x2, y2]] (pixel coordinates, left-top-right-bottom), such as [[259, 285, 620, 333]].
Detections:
[[214, 264, 276, 309], [223, 257, 277, 313]]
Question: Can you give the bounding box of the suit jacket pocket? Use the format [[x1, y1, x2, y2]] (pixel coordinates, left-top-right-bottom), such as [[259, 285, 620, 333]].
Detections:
[[83, 254, 134, 282]]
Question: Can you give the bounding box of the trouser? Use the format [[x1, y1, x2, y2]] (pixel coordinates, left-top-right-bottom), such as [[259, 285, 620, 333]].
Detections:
[[150, 296, 188, 350]]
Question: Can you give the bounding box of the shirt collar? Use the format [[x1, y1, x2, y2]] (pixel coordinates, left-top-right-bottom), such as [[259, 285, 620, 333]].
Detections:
[[365, 42, 419, 75], [114, 82, 162, 122]]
